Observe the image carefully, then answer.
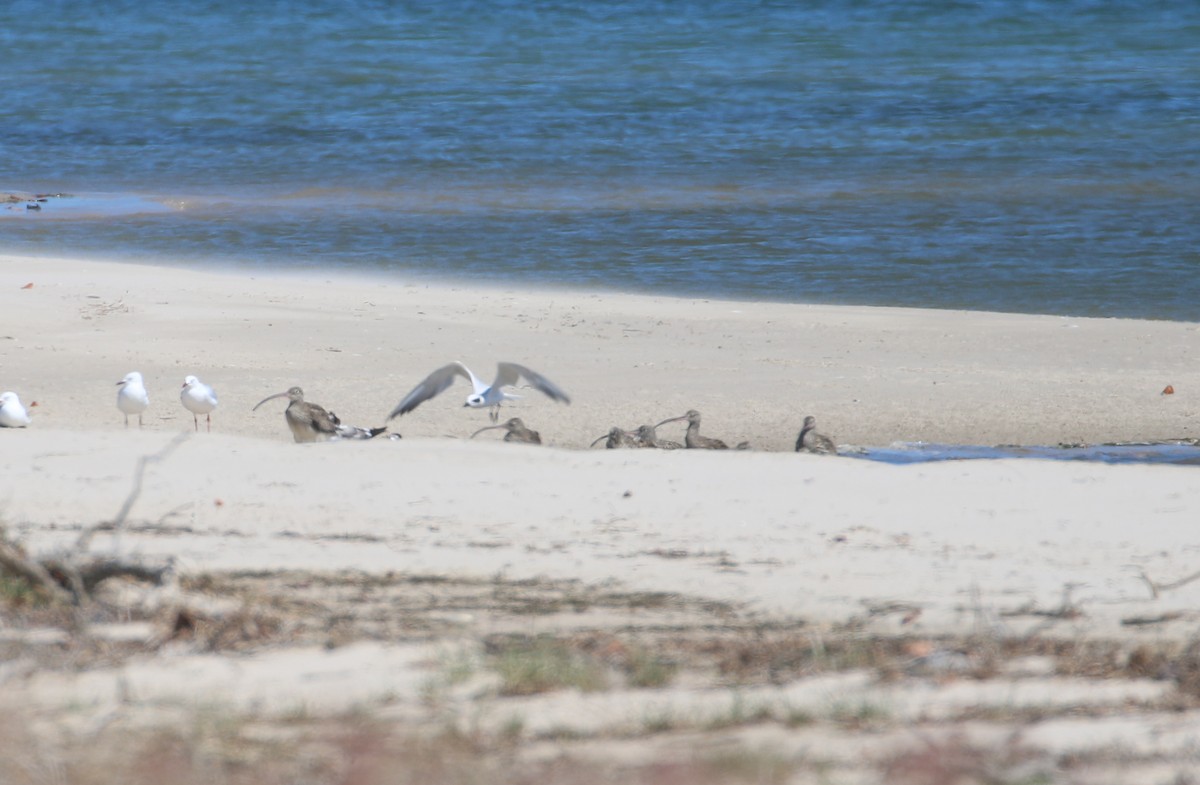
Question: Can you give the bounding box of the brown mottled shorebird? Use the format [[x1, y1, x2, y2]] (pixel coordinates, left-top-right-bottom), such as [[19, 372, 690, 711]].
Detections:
[[633, 424, 682, 450], [795, 415, 837, 455], [253, 386, 386, 443], [589, 426, 641, 449], [655, 410, 729, 450], [470, 417, 542, 444]]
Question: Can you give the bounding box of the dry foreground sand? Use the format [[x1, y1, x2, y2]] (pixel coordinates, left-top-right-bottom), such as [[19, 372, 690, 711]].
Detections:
[[2, 254, 1200, 784]]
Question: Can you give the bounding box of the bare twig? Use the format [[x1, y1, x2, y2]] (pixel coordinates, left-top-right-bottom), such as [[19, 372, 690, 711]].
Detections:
[[1122, 612, 1188, 627], [74, 432, 190, 553], [1132, 566, 1200, 601], [1000, 583, 1087, 622]]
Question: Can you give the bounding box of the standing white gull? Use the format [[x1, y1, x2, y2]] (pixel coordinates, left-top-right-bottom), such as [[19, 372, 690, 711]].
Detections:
[[180, 375, 218, 432], [116, 371, 150, 428], [387, 361, 570, 422], [0, 391, 33, 428]]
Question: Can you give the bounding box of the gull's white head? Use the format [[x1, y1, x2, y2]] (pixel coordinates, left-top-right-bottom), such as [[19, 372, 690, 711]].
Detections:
[[119, 371, 143, 387], [182, 375, 199, 389], [465, 393, 486, 408]]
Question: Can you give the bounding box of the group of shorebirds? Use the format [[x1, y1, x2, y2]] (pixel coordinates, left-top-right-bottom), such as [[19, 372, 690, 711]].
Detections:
[[585, 410, 836, 454], [0, 360, 838, 454]]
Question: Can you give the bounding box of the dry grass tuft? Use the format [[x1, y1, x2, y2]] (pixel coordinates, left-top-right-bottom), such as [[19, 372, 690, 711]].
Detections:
[[487, 634, 611, 695], [0, 713, 801, 785], [883, 733, 1052, 785]]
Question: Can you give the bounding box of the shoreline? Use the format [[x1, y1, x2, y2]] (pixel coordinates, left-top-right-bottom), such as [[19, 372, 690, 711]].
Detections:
[[2, 233, 1194, 322], [0, 253, 1196, 448]]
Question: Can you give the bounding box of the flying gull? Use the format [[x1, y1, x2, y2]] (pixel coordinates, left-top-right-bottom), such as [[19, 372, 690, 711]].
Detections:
[[388, 361, 570, 422]]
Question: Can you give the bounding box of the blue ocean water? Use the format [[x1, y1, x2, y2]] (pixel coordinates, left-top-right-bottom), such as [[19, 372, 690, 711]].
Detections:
[[853, 441, 1200, 466], [2, 1, 1198, 319]]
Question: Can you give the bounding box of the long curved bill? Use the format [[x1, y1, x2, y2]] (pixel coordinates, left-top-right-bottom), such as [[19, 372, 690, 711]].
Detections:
[[252, 391, 291, 411]]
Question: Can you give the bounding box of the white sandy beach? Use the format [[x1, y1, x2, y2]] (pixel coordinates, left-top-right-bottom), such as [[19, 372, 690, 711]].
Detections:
[[3, 254, 1200, 782], [2, 254, 1197, 448], [1, 251, 1199, 632]]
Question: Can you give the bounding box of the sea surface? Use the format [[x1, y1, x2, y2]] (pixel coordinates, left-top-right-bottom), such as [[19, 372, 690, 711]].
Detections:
[[2, 1, 1199, 320], [853, 440, 1200, 466]]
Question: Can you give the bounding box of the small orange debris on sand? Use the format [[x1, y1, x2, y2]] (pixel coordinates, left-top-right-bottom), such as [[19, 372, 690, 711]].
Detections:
[[1162, 384, 1175, 395], [20, 282, 33, 289]]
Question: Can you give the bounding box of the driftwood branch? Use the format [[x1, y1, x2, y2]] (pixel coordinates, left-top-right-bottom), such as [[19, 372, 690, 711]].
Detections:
[[1133, 566, 1200, 601], [0, 536, 75, 604], [0, 433, 189, 606], [1122, 611, 1188, 627], [42, 555, 174, 594]]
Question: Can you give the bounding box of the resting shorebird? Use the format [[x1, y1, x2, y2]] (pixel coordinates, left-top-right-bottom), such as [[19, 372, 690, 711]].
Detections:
[[116, 371, 150, 428], [633, 424, 682, 450], [589, 426, 641, 449], [180, 375, 218, 432], [470, 417, 542, 445], [387, 361, 570, 423], [795, 415, 837, 455], [254, 386, 386, 443], [0, 391, 33, 428], [655, 410, 729, 450]]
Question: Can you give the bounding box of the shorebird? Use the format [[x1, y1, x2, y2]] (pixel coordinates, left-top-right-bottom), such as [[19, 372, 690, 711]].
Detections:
[[589, 426, 641, 449], [795, 415, 837, 455], [116, 371, 150, 428], [253, 386, 387, 443], [470, 417, 542, 445], [633, 424, 683, 450], [387, 361, 570, 423], [655, 410, 729, 450], [180, 375, 218, 432], [0, 392, 33, 428]]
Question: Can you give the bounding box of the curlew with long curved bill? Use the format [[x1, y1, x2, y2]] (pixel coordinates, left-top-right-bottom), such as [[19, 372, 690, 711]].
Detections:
[[589, 426, 641, 449], [116, 371, 149, 428], [633, 424, 682, 450], [388, 361, 570, 423], [0, 391, 33, 428], [795, 415, 837, 455], [254, 386, 386, 443], [655, 410, 729, 450], [180, 375, 218, 432], [470, 417, 541, 444]]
